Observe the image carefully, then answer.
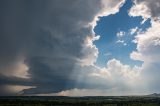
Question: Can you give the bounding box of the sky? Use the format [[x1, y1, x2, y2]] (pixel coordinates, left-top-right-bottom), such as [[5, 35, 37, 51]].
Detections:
[[94, 0, 151, 67], [0, 0, 160, 96]]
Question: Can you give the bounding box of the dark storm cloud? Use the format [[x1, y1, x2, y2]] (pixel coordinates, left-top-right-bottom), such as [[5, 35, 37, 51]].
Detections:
[[0, 0, 105, 95]]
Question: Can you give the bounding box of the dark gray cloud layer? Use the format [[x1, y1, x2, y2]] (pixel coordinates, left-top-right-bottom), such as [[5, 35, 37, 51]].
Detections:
[[0, 0, 105, 95]]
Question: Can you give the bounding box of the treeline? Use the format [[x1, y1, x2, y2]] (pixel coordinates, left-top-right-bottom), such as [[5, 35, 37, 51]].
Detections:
[[0, 97, 160, 106]]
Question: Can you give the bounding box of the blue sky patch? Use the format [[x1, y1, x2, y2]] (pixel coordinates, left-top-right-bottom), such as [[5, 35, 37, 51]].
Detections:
[[94, 0, 151, 67]]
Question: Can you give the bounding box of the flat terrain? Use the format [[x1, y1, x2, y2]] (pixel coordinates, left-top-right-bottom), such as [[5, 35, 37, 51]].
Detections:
[[0, 96, 160, 106]]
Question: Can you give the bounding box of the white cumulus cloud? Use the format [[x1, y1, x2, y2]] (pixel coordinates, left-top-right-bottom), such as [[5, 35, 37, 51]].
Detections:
[[130, 21, 160, 62]]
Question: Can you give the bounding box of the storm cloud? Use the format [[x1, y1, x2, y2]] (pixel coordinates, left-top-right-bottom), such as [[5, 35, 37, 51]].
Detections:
[[0, 0, 125, 95]]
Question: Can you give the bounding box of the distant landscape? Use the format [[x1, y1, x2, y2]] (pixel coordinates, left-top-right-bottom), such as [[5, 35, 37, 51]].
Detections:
[[0, 93, 160, 106]]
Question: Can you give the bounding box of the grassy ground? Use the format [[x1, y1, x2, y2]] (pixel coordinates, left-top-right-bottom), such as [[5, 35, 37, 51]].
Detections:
[[0, 96, 160, 106]]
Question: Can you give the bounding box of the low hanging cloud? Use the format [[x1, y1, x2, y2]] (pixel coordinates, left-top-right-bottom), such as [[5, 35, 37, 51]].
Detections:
[[57, 59, 143, 96], [0, 0, 126, 95]]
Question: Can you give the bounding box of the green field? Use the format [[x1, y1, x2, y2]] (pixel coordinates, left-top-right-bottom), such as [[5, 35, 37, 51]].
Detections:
[[0, 96, 160, 106]]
